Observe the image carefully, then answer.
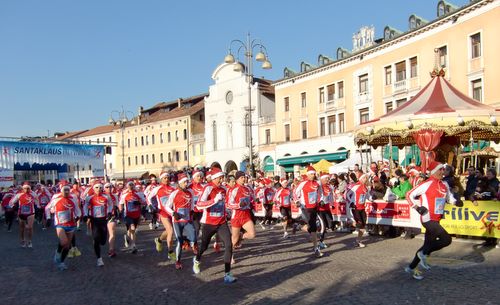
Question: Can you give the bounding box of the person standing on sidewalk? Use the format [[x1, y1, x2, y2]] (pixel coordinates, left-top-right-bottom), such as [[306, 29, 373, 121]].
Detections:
[[405, 161, 463, 280]]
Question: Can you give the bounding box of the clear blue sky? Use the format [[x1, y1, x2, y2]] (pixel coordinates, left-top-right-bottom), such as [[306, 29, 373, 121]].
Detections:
[[0, 0, 468, 137]]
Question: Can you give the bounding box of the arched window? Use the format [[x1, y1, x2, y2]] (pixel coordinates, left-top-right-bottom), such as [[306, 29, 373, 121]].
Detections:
[[168, 152, 172, 162], [160, 153, 163, 163], [175, 130, 179, 141], [409, 16, 416, 30], [318, 149, 327, 153], [175, 151, 180, 162], [300, 151, 308, 155], [135, 156, 138, 165], [212, 121, 217, 151], [160, 133, 163, 143], [152, 134, 155, 145], [183, 129, 187, 140], [141, 155, 144, 164], [141, 136, 144, 146], [152, 154, 155, 163], [184, 150, 188, 161], [146, 155, 149, 164], [168, 132, 171, 142], [438, 2, 445, 16], [128, 157, 131, 166]]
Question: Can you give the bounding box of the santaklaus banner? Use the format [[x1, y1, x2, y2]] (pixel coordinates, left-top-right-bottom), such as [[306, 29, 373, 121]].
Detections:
[[0, 141, 104, 170]]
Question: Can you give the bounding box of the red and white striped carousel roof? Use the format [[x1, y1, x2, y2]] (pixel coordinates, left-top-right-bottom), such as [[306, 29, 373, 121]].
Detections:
[[372, 73, 499, 124]]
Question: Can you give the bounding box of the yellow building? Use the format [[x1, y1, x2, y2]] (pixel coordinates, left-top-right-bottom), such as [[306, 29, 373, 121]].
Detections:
[[269, 0, 500, 175], [112, 93, 207, 179]]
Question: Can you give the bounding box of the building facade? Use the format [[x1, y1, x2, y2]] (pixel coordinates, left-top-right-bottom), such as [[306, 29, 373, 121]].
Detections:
[[204, 63, 275, 173], [271, 0, 500, 175]]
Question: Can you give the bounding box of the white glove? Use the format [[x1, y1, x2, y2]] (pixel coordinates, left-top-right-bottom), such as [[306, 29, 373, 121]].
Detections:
[[214, 193, 223, 203]]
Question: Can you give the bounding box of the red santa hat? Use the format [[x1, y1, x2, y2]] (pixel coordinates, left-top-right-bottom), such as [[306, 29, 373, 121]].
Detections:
[[263, 178, 272, 185], [22, 182, 31, 188], [306, 166, 316, 175], [407, 168, 419, 177], [159, 171, 169, 180], [428, 161, 445, 175], [192, 169, 203, 178], [319, 172, 330, 180], [177, 173, 189, 184], [210, 167, 224, 179]]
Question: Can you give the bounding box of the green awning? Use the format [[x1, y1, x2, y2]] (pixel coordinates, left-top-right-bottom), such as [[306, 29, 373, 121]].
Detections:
[[383, 146, 399, 161], [401, 145, 421, 166], [282, 165, 294, 173], [263, 156, 275, 172], [263, 164, 274, 172], [276, 151, 348, 166], [462, 140, 489, 153]]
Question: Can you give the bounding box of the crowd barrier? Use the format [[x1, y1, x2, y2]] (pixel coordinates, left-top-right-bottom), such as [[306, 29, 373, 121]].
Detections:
[[253, 200, 499, 238]]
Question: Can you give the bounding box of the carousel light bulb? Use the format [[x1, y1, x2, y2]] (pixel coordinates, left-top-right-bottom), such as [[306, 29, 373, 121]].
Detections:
[[406, 119, 414, 129], [366, 126, 374, 134], [490, 114, 498, 126], [457, 115, 465, 126]]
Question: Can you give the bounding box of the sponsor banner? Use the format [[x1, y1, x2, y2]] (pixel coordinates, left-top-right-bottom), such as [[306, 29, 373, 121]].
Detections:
[[365, 201, 422, 229], [0, 167, 14, 187], [440, 201, 500, 238]]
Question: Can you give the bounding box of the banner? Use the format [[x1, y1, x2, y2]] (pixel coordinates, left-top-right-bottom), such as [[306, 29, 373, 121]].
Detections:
[[440, 201, 500, 238], [0, 167, 14, 187]]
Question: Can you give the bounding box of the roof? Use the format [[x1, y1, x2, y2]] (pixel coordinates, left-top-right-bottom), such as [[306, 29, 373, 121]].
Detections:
[[141, 93, 208, 114], [254, 77, 275, 97], [53, 130, 88, 140], [78, 124, 118, 137]]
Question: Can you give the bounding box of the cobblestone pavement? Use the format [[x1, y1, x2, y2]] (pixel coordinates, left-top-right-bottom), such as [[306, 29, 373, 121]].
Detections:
[[0, 220, 499, 305]]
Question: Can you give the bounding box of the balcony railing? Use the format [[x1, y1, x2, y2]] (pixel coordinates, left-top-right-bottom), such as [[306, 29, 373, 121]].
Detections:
[[394, 79, 407, 93], [190, 133, 205, 142], [259, 116, 276, 124]]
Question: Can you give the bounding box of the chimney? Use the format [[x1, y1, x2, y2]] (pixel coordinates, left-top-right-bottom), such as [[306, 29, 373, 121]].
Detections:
[[177, 98, 183, 108], [138, 106, 143, 115]]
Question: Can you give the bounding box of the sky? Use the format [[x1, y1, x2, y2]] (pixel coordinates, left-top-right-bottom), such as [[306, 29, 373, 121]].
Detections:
[[0, 0, 469, 137]]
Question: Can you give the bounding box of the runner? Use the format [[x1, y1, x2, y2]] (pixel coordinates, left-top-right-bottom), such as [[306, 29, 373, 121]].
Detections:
[[193, 168, 236, 283], [166, 173, 196, 270], [144, 176, 159, 230], [104, 183, 119, 258], [188, 169, 205, 245], [1, 189, 15, 232], [119, 181, 146, 254], [35, 184, 52, 230], [48, 184, 81, 271], [318, 172, 335, 249], [405, 161, 462, 280], [147, 171, 176, 260], [274, 177, 293, 239], [346, 174, 370, 248], [9, 182, 39, 248], [227, 171, 256, 263], [84, 183, 114, 266], [294, 166, 323, 257]]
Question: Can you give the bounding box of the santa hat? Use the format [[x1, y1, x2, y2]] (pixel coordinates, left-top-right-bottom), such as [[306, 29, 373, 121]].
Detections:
[[22, 182, 31, 188], [211, 168, 224, 179], [407, 168, 419, 177], [319, 172, 329, 180], [192, 169, 203, 178], [177, 173, 189, 184], [306, 166, 316, 175], [263, 178, 272, 185], [206, 170, 212, 180], [159, 171, 169, 179], [428, 161, 445, 175]]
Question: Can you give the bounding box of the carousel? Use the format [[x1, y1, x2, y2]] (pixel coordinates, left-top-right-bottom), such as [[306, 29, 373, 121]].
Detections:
[[354, 67, 500, 174]]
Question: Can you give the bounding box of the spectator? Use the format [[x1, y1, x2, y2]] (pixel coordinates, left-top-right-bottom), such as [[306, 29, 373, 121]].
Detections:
[[463, 166, 478, 200], [391, 175, 412, 199]]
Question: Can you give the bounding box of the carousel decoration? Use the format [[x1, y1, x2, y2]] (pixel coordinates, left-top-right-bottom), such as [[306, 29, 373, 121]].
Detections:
[[354, 51, 500, 173]]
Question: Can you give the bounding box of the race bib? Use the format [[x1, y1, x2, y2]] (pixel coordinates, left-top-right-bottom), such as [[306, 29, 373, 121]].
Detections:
[[209, 201, 224, 217], [239, 197, 250, 209], [159, 196, 169, 209], [434, 197, 445, 215], [307, 191, 318, 204], [266, 193, 274, 201], [57, 210, 71, 223], [20, 205, 31, 215], [177, 207, 190, 220], [359, 194, 366, 204], [127, 201, 139, 212], [93, 205, 106, 218], [283, 196, 290, 206]]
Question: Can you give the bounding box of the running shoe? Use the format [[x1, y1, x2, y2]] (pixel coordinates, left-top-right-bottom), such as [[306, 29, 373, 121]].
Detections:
[[319, 242, 327, 249], [404, 266, 424, 280], [155, 223, 160, 229], [27, 241, 33, 249], [357, 241, 366, 248], [124, 234, 129, 248], [223, 272, 237, 284], [259, 222, 266, 230], [193, 258, 201, 274], [149, 223, 154, 230], [168, 251, 176, 261], [57, 262, 68, 271], [73, 247, 82, 257], [20, 241, 26, 248], [131, 247, 138, 254], [282, 232, 289, 239], [97, 257, 104, 267], [417, 251, 431, 270], [314, 247, 324, 258], [54, 250, 62, 264], [108, 250, 116, 258], [213, 242, 221, 253], [175, 261, 183, 270], [154, 237, 163, 252], [67, 248, 75, 258]]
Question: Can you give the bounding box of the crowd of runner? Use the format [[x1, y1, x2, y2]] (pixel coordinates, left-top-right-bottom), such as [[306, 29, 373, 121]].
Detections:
[[1, 161, 498, 282]]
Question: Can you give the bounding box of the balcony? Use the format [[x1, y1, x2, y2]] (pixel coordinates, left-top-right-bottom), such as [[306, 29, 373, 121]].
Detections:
[[259, 116, 276, 125], [190, 133, 205, 142], [393, 79, 407, 93], [468, 57, 483, 74]]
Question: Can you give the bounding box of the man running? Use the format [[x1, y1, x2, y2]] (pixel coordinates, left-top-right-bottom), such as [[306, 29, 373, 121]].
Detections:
[[193, 168, 236, 283], [294, 166, 323, 257], [9, 182, 39, 248], [84, 183, 114, 266], [166, 173, 196, 270], [147, 171, 176, 260], [405, 161, 462, 280], [188, 169, 205, 246], [48, 184, 81, 270], [274, 177, 293, 238], [144, 176, 159, 230], [227, 171, 256, 263], [318, 172, 335, 249], [119, 181, 146, 254]]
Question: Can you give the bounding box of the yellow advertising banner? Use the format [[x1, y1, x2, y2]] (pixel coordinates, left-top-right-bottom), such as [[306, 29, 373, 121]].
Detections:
[[440, 201, 500, 238]]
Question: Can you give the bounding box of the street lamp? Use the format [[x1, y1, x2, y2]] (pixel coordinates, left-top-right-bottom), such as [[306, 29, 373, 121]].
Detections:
[[224, 33, 272, 177], [109, 107, 135, 182]]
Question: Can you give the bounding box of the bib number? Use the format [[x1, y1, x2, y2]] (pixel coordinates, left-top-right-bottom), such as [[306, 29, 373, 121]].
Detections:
[[239, 197, 250, 210], [127, 201, 139, 212], [209, 201, 224, 217], [177, 207, 190, 220], [93, 206, 105, 218], [57, 210, 71, 223], [159, 196, 169, 209], [307, 191, 318, 204], [283, 196, 290, 206], [434, 197, 445, 215], [21, 205, 31, 215]]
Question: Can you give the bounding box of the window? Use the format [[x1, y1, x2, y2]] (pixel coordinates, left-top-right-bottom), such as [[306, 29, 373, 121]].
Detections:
[[167, 132, 171, 142], [168, 152, 172, 162], [301, 92, 307, 108], [338, 113, 345, 133], [134, 137, 137, 147], [359, 74, 368, 94], [175, 131, 179, 141], [175, 151, 180, 162], [359, 108, 370, 123], [284, 97, 289, 112], [96, 138, 99, 144], [109, 163, 112, 170], [410, 57, 418, 78], [146, 155, 149, 164], [212, 121, 217, 151], [319, 87, 325, 104], [319, 117, 326, 136], [328, 115, 336, 135], [160, 133, 163, 144], [265, 129, 271, 144], [135, 156, 138, 165], [141, 136, 144, 146], [183, 129, 187, 140], [127, 139, 130, 148], [184, 150, 188, 161], [438, 46, 447, 68], [152, 154, 155, 164], [301, 121, 307, 139], [146, 135, 149, 145], [109, 136, 111, 142], [471, 33, 481, 58], [327, 84, 335, 101], [160, 153, 164, 163], [385, 66, 392, 85], [386, 102, 394, 113], [128, 157, 131, 166], [141, 155, 144, 165], [396, 98, 407, 108], [471, 79, 482, 102], [395, 61, 406, 81], [338, 81, 344, 98], [152, 134, 155, 145], [284, 124, 290, 142]]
